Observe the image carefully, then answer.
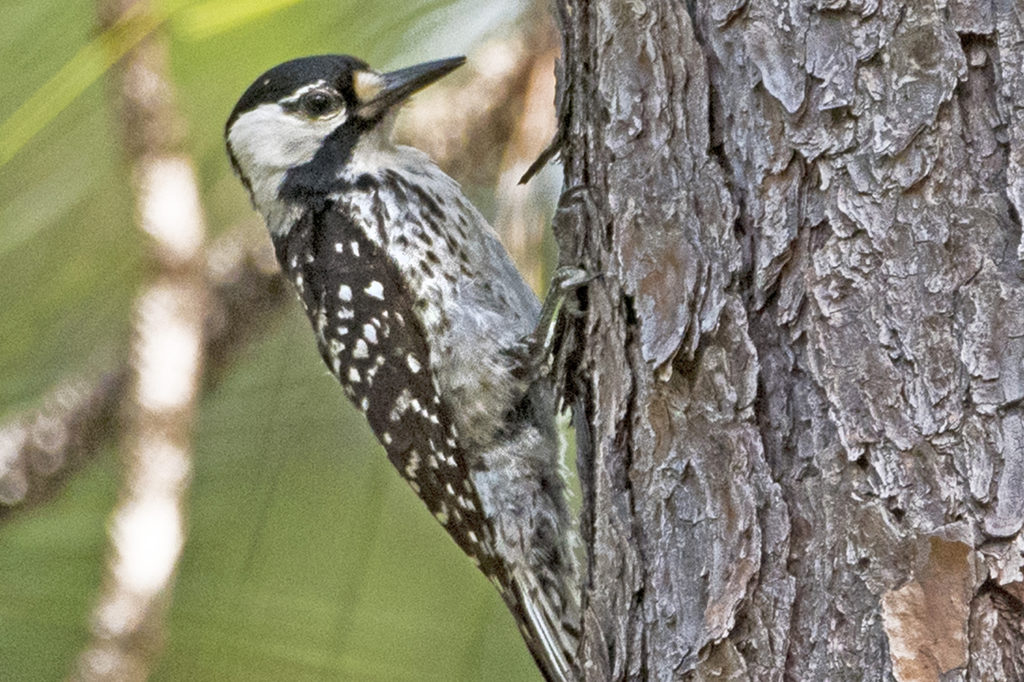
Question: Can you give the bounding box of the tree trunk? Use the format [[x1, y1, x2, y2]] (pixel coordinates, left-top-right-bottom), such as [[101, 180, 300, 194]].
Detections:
[[551, 1, 1024, 679]]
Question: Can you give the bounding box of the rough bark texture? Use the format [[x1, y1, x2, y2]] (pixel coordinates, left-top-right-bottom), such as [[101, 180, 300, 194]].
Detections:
[[551, 1, 1024, 679]]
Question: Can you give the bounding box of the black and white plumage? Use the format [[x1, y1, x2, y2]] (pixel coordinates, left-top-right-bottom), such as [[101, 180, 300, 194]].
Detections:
[[226, 55, 578, 680]]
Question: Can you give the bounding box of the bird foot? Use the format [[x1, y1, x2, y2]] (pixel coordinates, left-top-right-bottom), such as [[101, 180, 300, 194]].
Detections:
[[515, 266, 596, 382]]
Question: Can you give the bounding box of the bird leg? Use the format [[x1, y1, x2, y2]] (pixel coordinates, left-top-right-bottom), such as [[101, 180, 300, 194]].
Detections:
[[511, 266, 595, 383]]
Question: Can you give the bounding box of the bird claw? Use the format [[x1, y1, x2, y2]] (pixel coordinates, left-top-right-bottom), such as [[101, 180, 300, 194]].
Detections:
[[516, 266, 597, 381]]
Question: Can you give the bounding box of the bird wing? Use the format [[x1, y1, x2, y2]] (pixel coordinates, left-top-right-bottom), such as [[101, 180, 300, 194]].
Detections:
[[274, 202, 579, 682], [506, 566, 579, 682], [273, 204, 497, 569]]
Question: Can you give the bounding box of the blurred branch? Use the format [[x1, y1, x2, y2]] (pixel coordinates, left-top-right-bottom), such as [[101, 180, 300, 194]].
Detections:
[[0, 231, 286, 522], [71, 0, 209, 677], [0, 373, 129, 510]]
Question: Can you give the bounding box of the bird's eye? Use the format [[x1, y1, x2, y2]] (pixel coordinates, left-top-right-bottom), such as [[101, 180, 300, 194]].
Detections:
[[299, 90, 342, 118]]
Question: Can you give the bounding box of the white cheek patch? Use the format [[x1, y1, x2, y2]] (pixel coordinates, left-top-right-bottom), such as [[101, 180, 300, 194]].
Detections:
[[228, 102, 336, 174], [228, 102, 348, 231]]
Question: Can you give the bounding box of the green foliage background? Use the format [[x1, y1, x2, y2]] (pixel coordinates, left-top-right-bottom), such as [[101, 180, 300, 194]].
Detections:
[[0, 0, 540, 679]]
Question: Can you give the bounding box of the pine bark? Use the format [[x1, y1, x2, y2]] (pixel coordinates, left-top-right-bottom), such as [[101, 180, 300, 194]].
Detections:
[[551, 1, 1024, 679]]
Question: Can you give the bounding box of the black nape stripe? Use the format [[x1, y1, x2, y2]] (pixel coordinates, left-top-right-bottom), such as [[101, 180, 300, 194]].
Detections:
[[278, 117, 372, 201]]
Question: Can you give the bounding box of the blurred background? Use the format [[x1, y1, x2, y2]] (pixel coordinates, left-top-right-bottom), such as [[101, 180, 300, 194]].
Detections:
[[0, 0, 561, 679]]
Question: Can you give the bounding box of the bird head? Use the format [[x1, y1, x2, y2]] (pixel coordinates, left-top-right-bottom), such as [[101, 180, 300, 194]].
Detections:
[[225, 54, 465, 208]]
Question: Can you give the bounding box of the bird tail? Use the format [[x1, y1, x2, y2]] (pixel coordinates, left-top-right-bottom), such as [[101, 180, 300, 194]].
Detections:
[[502, 566, 580, 682]]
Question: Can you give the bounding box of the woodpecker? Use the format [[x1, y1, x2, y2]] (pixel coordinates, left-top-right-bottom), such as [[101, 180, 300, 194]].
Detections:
[[226, 55, 578, 680]]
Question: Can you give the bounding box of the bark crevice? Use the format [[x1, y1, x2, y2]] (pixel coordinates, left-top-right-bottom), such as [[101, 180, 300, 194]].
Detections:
[[552, 0, 1024, 678]]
